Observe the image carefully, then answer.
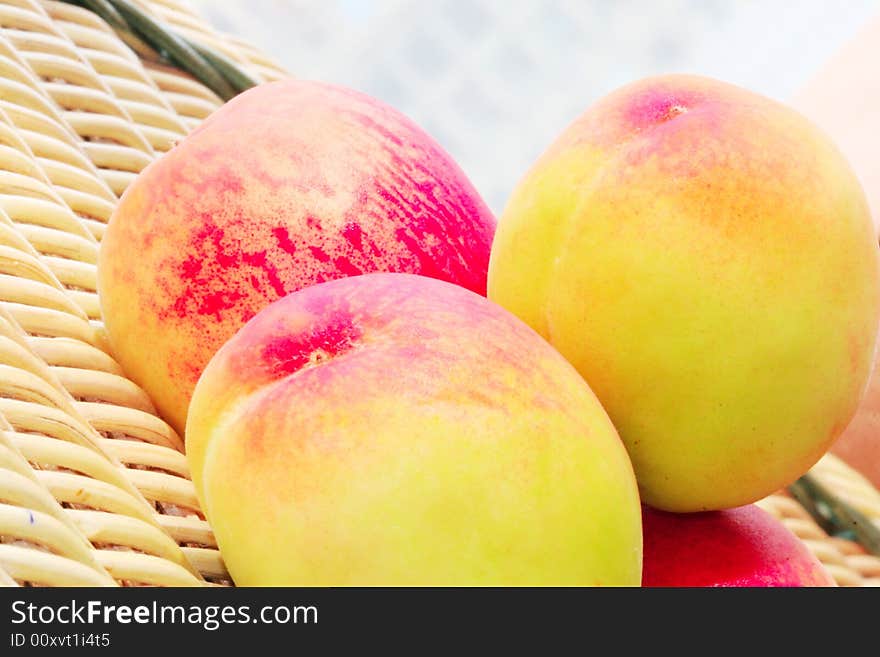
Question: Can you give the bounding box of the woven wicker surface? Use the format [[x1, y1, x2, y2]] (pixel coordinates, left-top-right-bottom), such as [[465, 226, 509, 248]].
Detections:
[[0, 0, 878, 587], [0, 0, 286, 587]]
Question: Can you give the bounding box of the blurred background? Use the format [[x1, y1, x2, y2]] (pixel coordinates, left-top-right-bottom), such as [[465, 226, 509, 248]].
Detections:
[[189, 0, 877, 213]]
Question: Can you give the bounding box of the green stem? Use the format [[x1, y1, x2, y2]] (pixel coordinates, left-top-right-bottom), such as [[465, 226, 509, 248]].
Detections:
[[108, 0, 237, 99], [61, 0, 259, 100], [187, 39, 260, 95], [788, 473, 880, 555], [75, 0, 127, 30]]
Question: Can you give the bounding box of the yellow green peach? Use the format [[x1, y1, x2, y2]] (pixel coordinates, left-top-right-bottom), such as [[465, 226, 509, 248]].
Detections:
[[186, 273, 642, 586], [488, 74, 880, 512]]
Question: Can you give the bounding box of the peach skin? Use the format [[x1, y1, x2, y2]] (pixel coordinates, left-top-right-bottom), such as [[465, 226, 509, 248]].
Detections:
[[793, 16, 880, 484], [488, 74, 880, 512], [98, 79, 495, 434], [642, 505, 836, 587], [793, 14, 880, 232], [186, 273, 642, 586], [830, 344, 880, 489]]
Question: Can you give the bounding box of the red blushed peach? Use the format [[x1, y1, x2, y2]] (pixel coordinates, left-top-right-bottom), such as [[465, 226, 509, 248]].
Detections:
[[642, 505, 836, 587], [98, 79, 495, 433], [185, 273, 642, 586]]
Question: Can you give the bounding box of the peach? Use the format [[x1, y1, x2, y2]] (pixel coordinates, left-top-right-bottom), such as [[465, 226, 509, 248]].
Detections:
[[793, 23, 880, 487], [185, 273, 642, 586], [830, 343, 880, 488], [488, 74, 880, 512], [98, 79, 495, 433], [642, 505, 836, 587], [792, 15, 880, 231]]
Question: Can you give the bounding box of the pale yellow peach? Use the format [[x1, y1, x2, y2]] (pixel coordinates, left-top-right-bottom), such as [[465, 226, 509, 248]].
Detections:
[[186, 274, 642, 586], [489, 74, 880, 511]]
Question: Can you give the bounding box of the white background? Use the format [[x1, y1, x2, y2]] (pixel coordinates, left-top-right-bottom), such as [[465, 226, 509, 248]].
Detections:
[[190, 0, 879, 213]]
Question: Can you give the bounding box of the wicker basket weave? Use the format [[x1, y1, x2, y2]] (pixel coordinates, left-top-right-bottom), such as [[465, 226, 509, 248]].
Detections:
[[0, 0, 878, 587]]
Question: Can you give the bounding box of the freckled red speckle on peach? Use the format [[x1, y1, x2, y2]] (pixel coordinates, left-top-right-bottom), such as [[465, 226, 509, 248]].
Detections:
[[272, 226, 298, 255], [197, 289, 245, 322], [102, 78, 496, 432], [333, 256, 363, 277], [348, 109, 404, 147], [166, 354, 203, 389], [341, 222, 364, 251], [180, 257, 202, 279], [309, 246, 331, 263], [163, 216, 292, 321]]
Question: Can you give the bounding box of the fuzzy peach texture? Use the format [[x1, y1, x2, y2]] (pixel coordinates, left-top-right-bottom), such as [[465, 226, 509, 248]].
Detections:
[[831, 340, 880, 489], [98, 79, 495, 433], [489, 74, 880, 512], [642, 504, 836, 587], [186, 273, 642, 586]]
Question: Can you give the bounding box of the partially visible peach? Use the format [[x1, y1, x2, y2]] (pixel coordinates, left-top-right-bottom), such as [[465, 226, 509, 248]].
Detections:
[[792, 18, 880, 489], [793, 15, 880, 231], [831, 342, 880, 488], [642, 505, 836, 587], [186, 273, 642, 586], [98, 79, 495, 433]]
